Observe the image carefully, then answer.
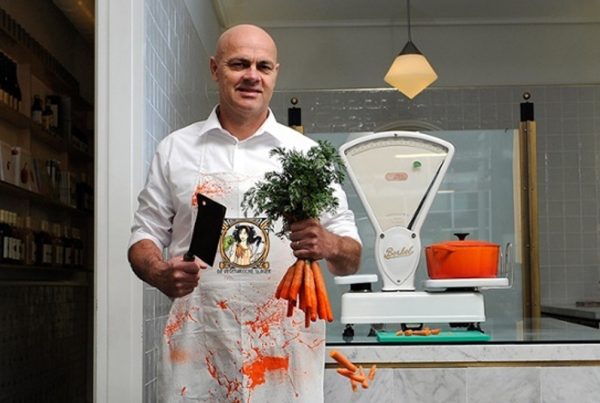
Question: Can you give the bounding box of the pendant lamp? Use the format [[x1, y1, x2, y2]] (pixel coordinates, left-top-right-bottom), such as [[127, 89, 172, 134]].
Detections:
[[384, 0, 437, 99]]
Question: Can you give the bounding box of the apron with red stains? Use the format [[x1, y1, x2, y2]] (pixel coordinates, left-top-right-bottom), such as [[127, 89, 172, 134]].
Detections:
[[159, 169, 326, 403]]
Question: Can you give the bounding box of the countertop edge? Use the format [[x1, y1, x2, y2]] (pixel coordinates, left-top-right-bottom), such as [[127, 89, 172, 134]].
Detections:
[[325, 343, 600, 364]]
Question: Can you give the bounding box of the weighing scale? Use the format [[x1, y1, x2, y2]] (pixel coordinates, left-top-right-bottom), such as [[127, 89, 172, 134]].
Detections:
[[334, 131, 511, 341]]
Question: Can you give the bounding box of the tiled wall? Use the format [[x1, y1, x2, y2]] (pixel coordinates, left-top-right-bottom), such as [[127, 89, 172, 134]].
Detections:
[[270, 85, 600, 307], [143, 0, 216, 401]]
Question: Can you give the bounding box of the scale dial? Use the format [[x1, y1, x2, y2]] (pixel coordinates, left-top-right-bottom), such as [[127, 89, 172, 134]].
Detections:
[[342, 133, 451, 233]]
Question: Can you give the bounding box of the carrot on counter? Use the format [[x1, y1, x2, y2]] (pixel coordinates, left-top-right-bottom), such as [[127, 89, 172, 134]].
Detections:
[[367, 364, 377, 381], [336, 368, 366, 383], [358, 366, 369, 389], [350, 379, 358, 392], [329, 350, 358, 373]]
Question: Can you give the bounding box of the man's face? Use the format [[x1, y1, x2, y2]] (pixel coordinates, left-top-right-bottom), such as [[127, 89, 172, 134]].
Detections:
[[211, 27, 279, 121]]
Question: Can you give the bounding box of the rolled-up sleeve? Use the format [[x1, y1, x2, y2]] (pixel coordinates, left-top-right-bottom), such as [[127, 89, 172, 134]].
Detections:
[[129, 144, 175, 251], [321, 183, 362, 245]]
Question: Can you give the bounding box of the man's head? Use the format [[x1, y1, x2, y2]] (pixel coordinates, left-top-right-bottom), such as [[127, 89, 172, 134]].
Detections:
[[210, 24, 279, 131]]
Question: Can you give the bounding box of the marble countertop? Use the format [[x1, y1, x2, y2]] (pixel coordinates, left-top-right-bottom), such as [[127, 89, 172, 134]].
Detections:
[[325, 317, 600, 364]]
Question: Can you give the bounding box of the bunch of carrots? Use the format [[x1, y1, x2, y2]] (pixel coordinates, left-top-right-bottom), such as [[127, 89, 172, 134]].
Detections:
[[275, 258, 333, 327], [330, 350, 376, 392]]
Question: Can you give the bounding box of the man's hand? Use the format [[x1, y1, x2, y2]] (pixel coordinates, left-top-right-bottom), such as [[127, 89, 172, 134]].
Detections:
[[128, 239, 207, 298], [289, 218, 361, 276]]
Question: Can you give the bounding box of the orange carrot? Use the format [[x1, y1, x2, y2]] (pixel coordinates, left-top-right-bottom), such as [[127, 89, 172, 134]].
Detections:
[[358, 366, 369, 389], [303, 260, 315, 311], [329, 350, 358, 372], [311, 260, 333, 322], [304, 260, 318, 322], [350, 378, 358, 392], [287, 299, 295, 317], [413, 329, 432, 336], [276, 264, 296, 300], [336, 368, 366, 383], [298, 281, 306, 312], [287, 259, 305, 303], [275, 265, 294, 298], [367, 364, 377, 381], [431, 328, 441, 335]]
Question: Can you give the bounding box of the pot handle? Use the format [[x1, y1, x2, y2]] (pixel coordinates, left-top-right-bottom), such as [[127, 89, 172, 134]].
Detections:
[[453, 233, 469, 240]]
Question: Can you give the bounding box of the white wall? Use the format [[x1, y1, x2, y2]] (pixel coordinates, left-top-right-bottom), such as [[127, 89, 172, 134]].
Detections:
[[263, 23, 600, 90]]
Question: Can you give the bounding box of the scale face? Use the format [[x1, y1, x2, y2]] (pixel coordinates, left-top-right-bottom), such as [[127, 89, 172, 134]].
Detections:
[[340, 131, 454, 291], [342, 135, 451, 234]]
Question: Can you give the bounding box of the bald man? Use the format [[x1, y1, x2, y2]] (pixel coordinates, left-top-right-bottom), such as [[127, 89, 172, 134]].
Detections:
[[128, 24, 361, 402]]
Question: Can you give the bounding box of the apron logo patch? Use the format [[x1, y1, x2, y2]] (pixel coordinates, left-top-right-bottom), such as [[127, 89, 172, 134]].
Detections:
[[218, 218, 271, 273]]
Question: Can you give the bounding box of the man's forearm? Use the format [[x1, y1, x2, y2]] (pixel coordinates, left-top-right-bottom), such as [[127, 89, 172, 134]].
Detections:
[[325, 236, 361, 276], [128, 239, 165, 287]]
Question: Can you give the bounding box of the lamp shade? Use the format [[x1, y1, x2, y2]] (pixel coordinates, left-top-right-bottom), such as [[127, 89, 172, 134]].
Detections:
[[384, 41, 438, 99]]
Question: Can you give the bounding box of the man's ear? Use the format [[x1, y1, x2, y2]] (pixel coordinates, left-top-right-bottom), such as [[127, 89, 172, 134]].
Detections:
[[209, 57, 218, 81]]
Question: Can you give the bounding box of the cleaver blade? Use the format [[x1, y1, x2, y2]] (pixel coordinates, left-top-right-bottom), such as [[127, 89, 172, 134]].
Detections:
[[183, 193, 227, 266]]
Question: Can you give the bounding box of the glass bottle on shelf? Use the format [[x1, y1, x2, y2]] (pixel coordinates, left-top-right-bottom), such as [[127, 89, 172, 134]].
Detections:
[[62, 225, 72, 268], [42, 103, 53, 131], [10, 212, 23, 263], [8, 57, 21, 111], [51, 223, 63, 267], [46, 95, 59, 131], [35, 220, 53, 266], [23, 216, 37, 266], [31, 94, 43, 124], [0, 209, 11, 263], [72, 227, 83, 268], [0, 52, 9, 106]]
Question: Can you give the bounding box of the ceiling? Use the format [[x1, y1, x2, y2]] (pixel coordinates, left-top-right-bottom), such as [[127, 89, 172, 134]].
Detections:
[[213, 0, 600, 28], [53, 0, 95, 44]]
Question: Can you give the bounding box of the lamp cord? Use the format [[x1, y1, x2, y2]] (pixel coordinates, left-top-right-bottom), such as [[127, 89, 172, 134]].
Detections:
[[406, 0, 412, 42]]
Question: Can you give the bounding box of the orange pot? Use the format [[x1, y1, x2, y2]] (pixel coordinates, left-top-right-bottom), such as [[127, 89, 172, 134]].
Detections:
[[425, 239, 500, 279]]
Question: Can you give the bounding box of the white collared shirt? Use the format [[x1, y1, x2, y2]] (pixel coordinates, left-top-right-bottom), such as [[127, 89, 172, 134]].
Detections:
[[129, 107, 361, 257]]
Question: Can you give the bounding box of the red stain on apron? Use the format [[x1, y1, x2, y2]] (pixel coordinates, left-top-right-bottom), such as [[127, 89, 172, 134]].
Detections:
[[170, 346, 190, 363], [205, 351, 243, 400], [164, 306, 199, 344], [241, 355, 289, 390], [192, 179, 231, 205], [243, 298, 286, 338]]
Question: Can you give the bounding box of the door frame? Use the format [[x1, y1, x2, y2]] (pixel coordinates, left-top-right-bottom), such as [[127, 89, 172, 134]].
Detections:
[[95, 0, 145, 401]]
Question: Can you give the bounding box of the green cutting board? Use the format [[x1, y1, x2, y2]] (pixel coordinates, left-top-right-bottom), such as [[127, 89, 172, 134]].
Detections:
[[376, 330, 491, 343]]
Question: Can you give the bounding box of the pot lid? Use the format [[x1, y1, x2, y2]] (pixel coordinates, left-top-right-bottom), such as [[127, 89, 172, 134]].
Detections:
[[429, 240, 499, 248]]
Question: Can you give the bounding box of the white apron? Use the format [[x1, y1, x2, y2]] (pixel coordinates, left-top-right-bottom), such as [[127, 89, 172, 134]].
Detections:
[[159, 167, 326, 403]]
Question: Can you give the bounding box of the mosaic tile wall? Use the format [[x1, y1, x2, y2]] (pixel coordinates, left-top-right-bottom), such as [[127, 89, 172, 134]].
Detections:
[[143, 0, 216, 401]]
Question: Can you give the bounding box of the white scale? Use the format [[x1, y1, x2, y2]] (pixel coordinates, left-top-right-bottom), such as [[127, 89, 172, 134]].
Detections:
[[334, 131, 511, 328]]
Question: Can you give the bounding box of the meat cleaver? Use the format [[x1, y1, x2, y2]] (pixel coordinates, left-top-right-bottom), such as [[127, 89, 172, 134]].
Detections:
[[183, 193, 227, 265]]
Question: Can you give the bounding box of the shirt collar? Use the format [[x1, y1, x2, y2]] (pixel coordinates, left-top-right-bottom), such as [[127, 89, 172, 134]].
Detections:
[[200, 106, 282, 144]]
